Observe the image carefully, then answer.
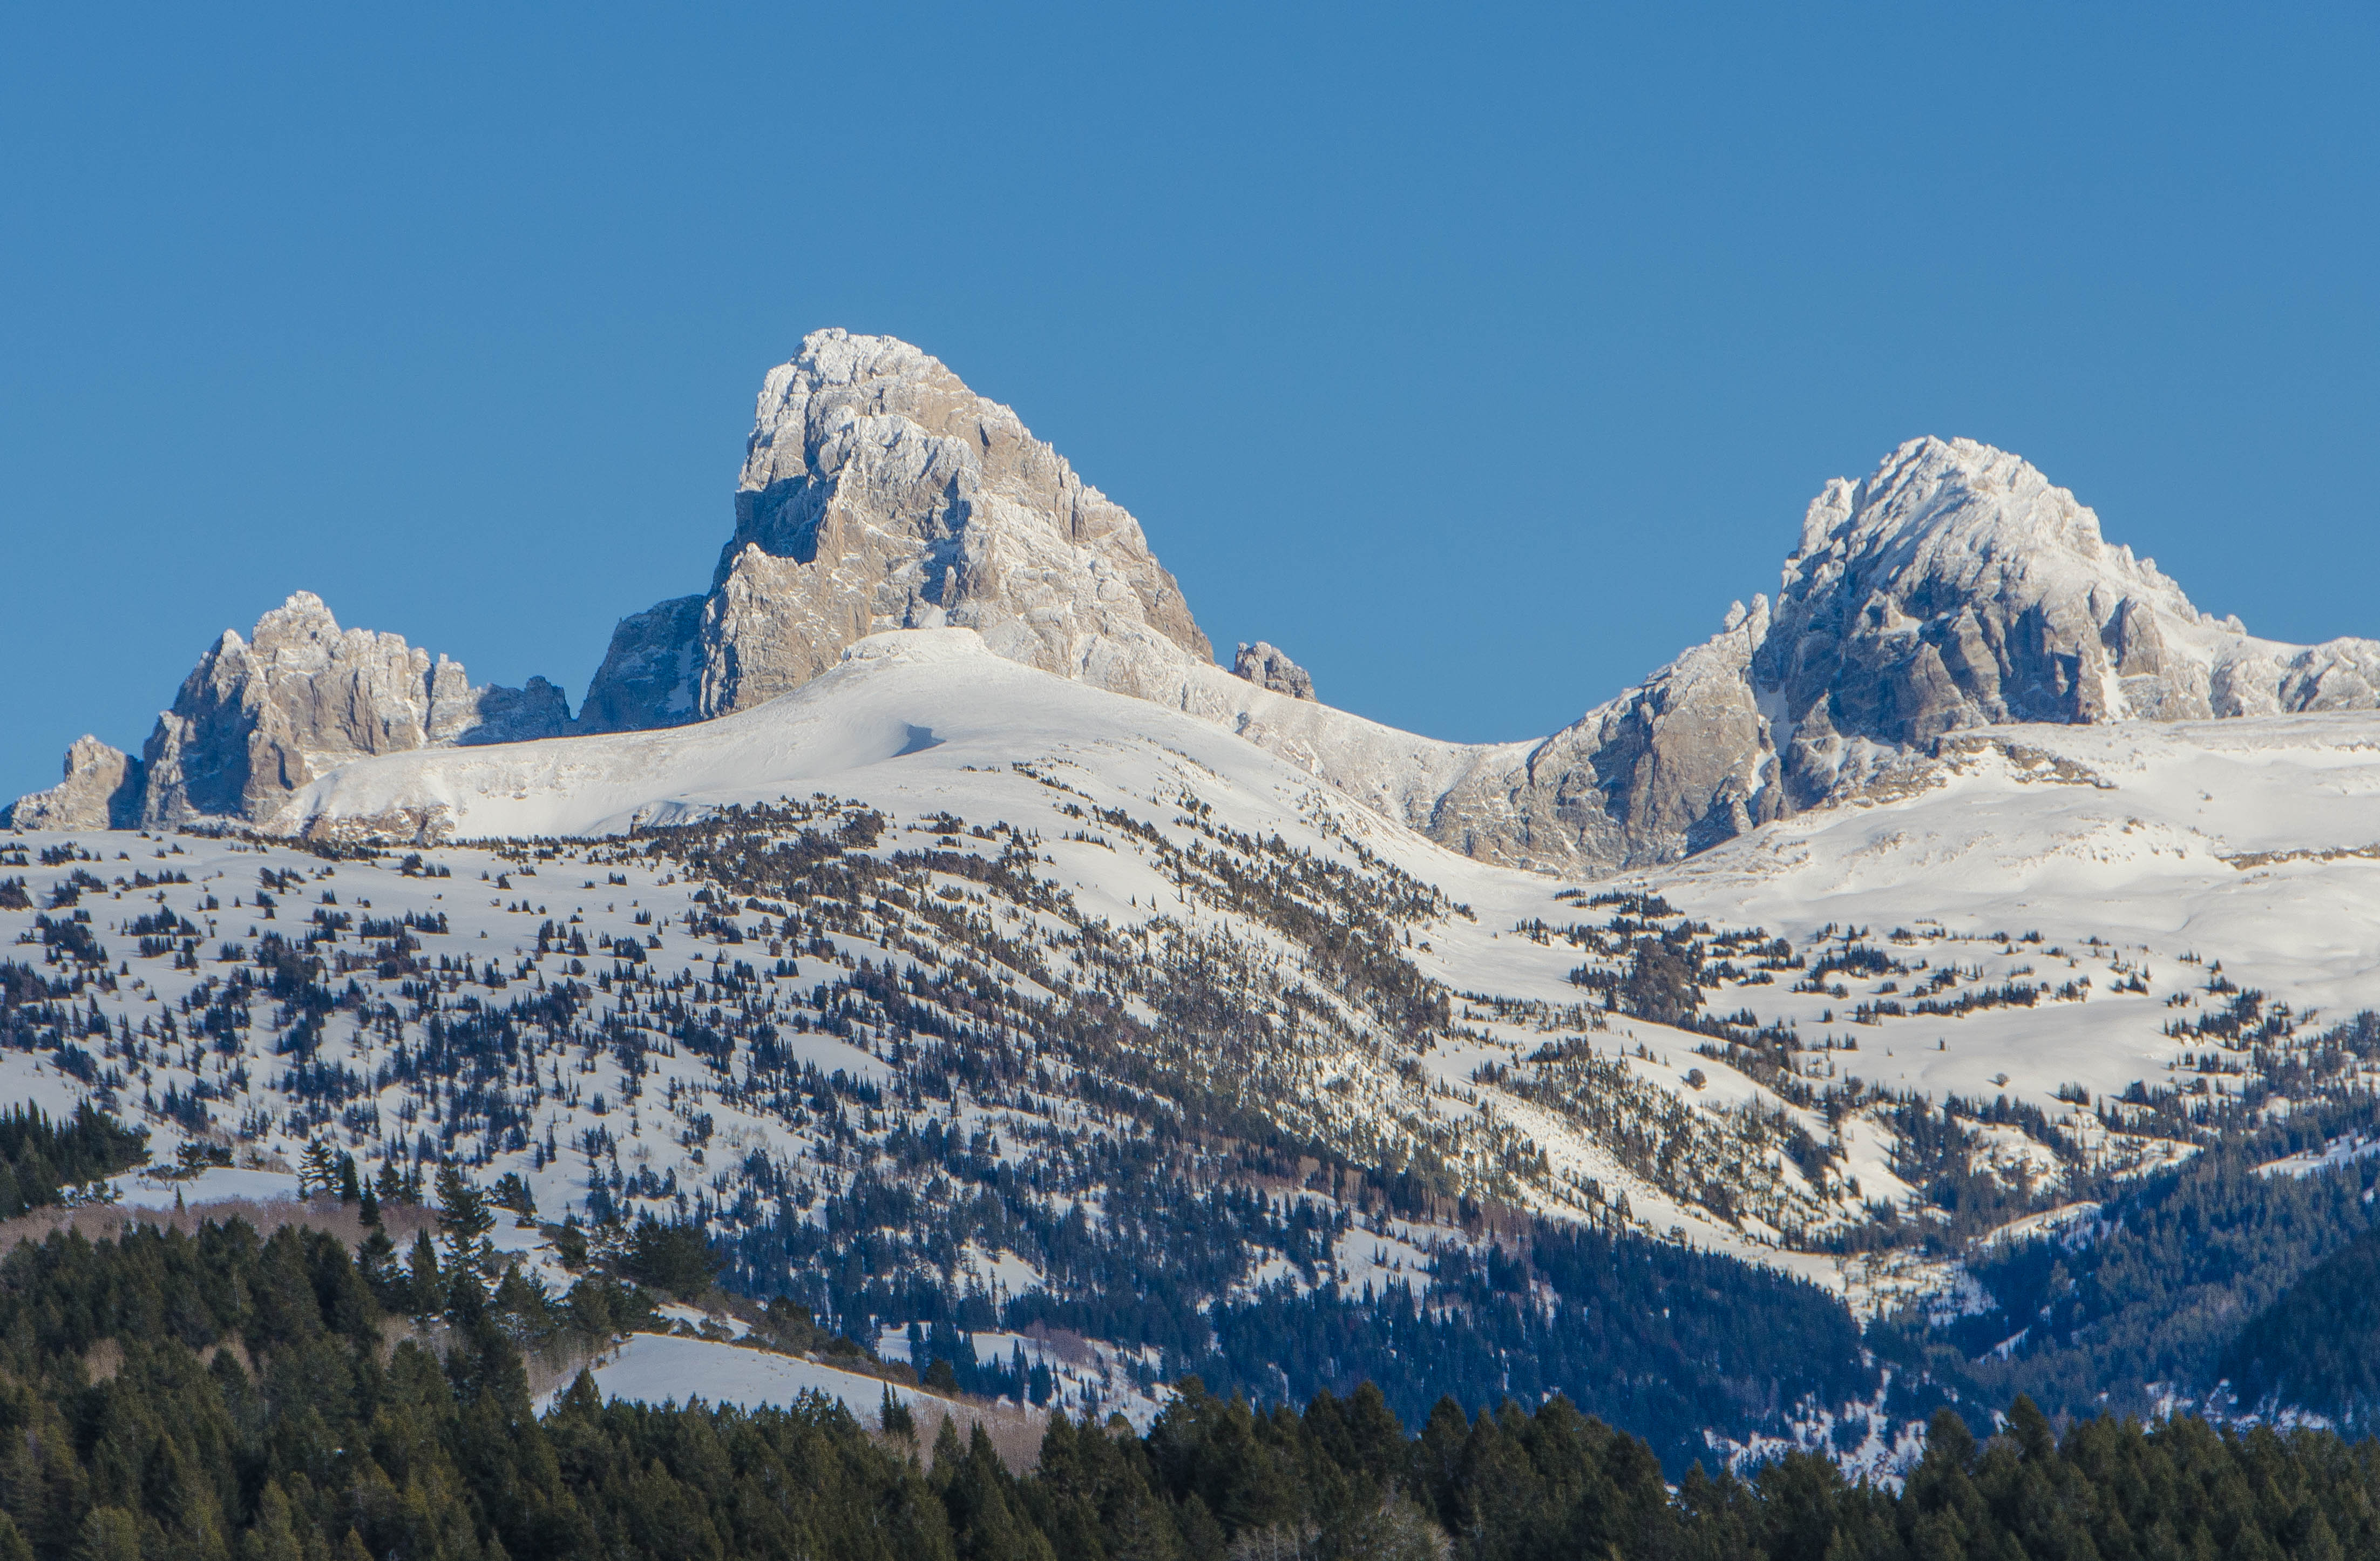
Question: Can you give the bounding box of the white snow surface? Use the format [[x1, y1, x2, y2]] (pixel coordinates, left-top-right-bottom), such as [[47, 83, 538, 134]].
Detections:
[[281, 629, 2380, 1120], [277, 628, 1504, 857], [562, 1332, 949, 1422], [16, 624, 2380, 1319], [1645, 712, 2380, 1104]]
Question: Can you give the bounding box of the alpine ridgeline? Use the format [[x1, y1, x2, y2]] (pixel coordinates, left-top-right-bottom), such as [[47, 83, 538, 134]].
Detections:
[[17, 338, 2380, 873], [8, 593, 570, 831], [1416, 435, 2380, 871]]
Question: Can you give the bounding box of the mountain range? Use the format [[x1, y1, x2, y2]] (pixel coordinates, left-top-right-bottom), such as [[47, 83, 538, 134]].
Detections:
[[8, 330, 2380, 1484], [22, 330, 2380, 876]]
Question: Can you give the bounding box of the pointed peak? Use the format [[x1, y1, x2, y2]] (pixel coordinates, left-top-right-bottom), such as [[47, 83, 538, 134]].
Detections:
[[255, 590, 342, 635], [1789, 436, 2126, 595]]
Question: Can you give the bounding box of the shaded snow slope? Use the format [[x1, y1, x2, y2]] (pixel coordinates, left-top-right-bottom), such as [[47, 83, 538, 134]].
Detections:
[[282, 628, 1510, 862], [12, 630, 2380, 1335]]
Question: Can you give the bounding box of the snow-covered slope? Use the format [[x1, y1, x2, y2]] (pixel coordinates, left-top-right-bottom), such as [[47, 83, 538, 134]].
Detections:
[[1643, 714, 2380, 1106], [253, 624, 2380, 1281], [11, 616, 2380, 1462]]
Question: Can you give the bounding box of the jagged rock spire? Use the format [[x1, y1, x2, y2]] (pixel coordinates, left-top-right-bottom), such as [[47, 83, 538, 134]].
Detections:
[[581, 329, 1213, 732]]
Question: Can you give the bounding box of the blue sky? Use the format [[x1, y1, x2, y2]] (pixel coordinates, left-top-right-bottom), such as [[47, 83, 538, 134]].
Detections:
[[5, 4, 2377, 798]]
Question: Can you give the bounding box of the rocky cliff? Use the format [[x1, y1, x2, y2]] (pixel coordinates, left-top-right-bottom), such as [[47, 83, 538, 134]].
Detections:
[[9, 593, 571, 830], [1231, 641, 1317, 701], [6, 736, 146, 831], [582, 330, 1212, 726], [1424, 437, 2380, 872]]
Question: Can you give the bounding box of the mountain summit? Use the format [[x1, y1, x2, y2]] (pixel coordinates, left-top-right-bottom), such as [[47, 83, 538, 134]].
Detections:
[[578, 329, 1212, 731], [10, 592, 569, 831], [1423, 436, 2380, 871], [16, 342, 2380, 873]]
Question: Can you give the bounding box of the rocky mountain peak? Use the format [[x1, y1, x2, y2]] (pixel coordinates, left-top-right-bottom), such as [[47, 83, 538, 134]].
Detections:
[[11, 594, 571, 830], [584, 329, 1214, 731], [5, 736, 144, 831], [1778, 437, 2201, 662], [1420, 437, 2380, 875]]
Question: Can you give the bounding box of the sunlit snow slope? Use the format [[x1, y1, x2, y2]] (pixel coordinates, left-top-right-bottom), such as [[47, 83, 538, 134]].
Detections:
[[268, 629, 2380, 1283], [11, 626, 2380, 1335]]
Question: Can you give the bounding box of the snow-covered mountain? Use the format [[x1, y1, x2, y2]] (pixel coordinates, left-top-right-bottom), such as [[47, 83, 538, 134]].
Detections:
[[22, 339, 2380, 884], [7, 619, 2380, 1447], [11, 332, 2380, 1454], [579, 328, 1213, 731]]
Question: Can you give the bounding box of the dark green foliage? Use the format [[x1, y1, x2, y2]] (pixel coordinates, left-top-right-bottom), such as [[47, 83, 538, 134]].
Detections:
[[0, 1102, 146, 1218], [1622, 934, 1704, 1025], [1877, 1101, 2380, 1424], [0, 1215, 2377, 1558], [622, 1212, 726, 1298], [2225, 1220, 2380, 1424], [1189, 1218, 1870, 1477], [732, 1146, 1869, 1470]]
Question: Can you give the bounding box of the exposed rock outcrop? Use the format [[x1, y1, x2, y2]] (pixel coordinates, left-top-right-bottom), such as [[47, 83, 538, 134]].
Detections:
[[1421, 601, 1781, 869], [1232, 641, 1317, 701], [4, 737, 145, 830], [1414, 437, 2380, 873], [579, 595, 704, 734], [11, 593, 571, 830], [584, 330, 1212, 725], [26, 336, 2380, 884]]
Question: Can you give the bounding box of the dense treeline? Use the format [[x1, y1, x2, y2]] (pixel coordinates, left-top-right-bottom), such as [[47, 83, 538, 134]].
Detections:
[[1184, 1218, 1869, 1477], [727, 1140, 1875, 1469], [1875, 1092, 2380, 1425], [0, 1213, 2376, 1559], [0, 1102, 146, 1217], [2223, 1219, 2380, 1427]]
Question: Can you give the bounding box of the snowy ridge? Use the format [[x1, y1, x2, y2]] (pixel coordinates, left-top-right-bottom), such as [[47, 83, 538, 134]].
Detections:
[[234, 626, 2380, 1287], [22, 343, 2380, 888]]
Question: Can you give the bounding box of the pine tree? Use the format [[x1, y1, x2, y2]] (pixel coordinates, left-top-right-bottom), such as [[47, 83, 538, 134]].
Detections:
[[436, 1162, 494, 1249], [406, 1229, 444, 1316], [297, 1139, 335, 1200], [882, 1385, 917, 1441]]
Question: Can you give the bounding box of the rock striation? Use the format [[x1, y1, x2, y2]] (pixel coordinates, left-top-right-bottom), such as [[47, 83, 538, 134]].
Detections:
[[1232, 641, 1317, 701], [11, 593, 571, 830], [582, 330, 1212, 725], [578, 594, 704, 735]]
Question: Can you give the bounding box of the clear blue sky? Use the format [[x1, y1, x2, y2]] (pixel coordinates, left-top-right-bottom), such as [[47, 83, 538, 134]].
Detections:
[[6, 4, 2377, 800]]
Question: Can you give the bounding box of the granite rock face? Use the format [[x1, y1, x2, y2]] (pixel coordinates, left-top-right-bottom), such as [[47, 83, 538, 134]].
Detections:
[[1232, 641, 1317, 701], [10, 593, 572, 830], [578, 594, 704, 734], [1416, 601, 1780, 870], [25, 341, 2380, 886], [5, 736, 145, 830], [584, 330, 1213, 725], [1413, 437, 2380, 873]]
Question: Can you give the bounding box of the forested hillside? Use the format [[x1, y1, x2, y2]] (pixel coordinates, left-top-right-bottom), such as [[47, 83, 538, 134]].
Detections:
[[0, 1208, 2370, 1560]]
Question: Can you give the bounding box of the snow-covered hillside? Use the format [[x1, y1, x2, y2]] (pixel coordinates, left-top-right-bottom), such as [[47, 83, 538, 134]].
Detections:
[[8, 623, 2374, 1292]]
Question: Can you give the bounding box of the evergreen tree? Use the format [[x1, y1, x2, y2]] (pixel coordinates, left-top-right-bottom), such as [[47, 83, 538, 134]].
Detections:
[[297, 1139, 336, 1200]]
